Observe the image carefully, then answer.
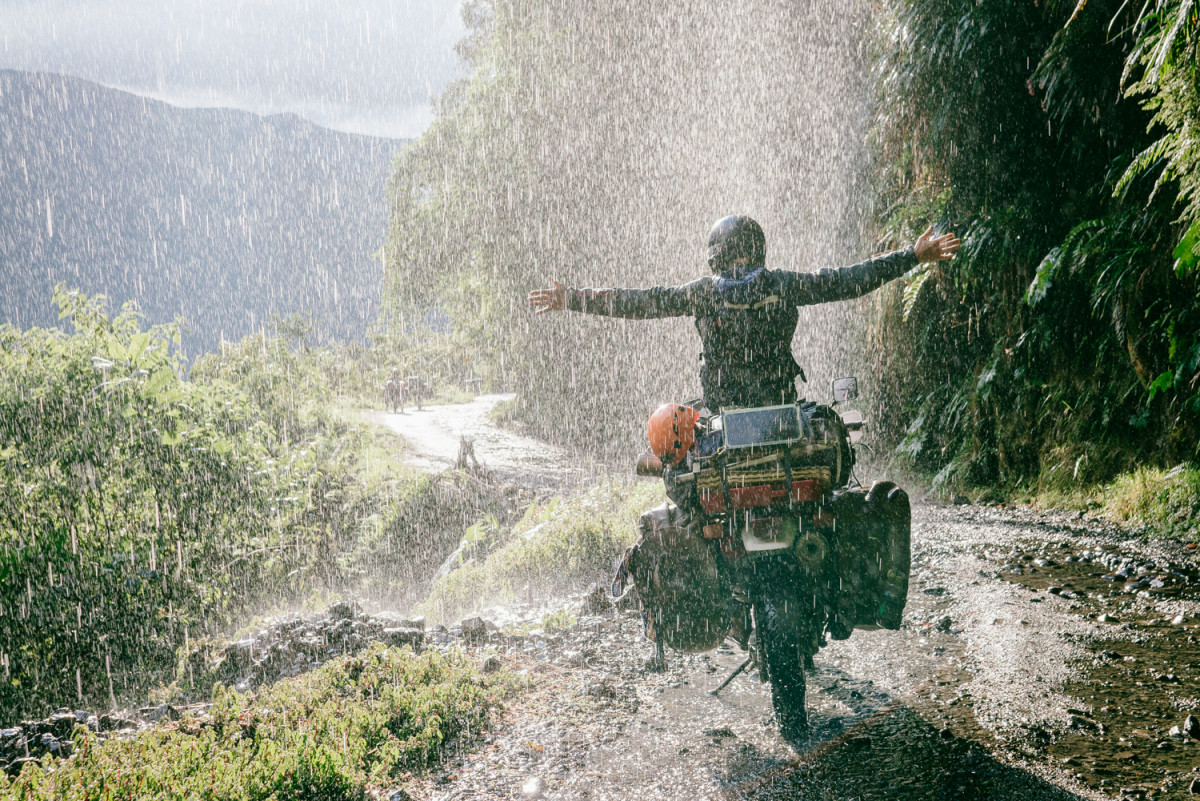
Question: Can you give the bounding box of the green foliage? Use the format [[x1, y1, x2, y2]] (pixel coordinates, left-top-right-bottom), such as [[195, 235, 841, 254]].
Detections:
[[871, 0, 1200, 490], [0, 289, 508, 719], [1099, 464, 1200, 538], [417, 482, 662, 624], [0, 644, 519, 799]]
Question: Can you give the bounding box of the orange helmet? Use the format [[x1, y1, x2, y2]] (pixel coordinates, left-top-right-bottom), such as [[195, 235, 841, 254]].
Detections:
[[648, 403, 700, 466]]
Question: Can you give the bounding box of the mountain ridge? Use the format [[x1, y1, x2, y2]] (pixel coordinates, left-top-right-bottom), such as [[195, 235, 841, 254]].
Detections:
[[0, 69, 405, 355]]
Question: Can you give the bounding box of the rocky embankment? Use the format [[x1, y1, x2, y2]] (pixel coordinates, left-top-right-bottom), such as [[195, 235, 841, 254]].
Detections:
[[0, 593, 640, 782]]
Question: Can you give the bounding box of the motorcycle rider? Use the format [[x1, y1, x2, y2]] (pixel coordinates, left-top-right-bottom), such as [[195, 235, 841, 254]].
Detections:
[[528, 216, 958, 741], [527, 216, 959, 411]]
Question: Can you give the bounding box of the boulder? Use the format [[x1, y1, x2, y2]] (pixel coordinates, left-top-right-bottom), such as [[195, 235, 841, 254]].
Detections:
[[459, 616, 495, 643], [327, 601, 359, 621], [382, 628, 425, 648]]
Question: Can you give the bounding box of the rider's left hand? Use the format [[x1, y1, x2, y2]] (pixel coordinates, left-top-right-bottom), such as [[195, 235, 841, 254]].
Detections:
[[914, 225, 961, 264]]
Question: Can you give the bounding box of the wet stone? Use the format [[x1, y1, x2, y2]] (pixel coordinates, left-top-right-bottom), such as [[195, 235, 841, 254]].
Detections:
[[382, 627, 425, 648], [459, 616, 494, 644], [327, 601, 359, 620], [1185, 714, 1200, 738], [1190, 777, 1200, 794], [521, 776, 547, 798], [141, 703, 180, 723], [45, 712, 77, 739], [98, 713, 138, 732]]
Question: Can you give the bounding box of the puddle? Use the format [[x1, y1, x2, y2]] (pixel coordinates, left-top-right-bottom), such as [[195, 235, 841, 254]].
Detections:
[[991, 540, 1200, 798]]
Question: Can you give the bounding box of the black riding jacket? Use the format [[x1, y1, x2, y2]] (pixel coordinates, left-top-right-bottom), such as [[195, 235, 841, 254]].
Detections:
[[566, 247, 918, 410]]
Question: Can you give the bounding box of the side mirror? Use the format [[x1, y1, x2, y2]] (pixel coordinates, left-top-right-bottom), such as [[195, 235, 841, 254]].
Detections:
[[832, 376, 859, 404]]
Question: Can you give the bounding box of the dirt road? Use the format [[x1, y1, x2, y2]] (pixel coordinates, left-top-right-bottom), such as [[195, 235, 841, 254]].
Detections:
[[367, 394, 612, 491], [377, 398, 1200, 800]]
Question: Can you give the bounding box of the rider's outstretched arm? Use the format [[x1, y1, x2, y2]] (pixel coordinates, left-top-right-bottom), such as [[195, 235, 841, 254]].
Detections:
[[530, 277, 711, 319], [780, 226, 960, 306], [779, 247, 919, 306]]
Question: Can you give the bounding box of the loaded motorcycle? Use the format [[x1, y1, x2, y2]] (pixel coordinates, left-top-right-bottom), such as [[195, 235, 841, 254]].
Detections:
[[613, 377, 911, 742]]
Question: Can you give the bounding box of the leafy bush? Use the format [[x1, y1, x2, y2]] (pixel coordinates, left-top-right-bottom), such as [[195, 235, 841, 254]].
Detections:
[[1104, 464, 1200, 539], [0, 288, 508, 720], [0, 644, 518, 800]]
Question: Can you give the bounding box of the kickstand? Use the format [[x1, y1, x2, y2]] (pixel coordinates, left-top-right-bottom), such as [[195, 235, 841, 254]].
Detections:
[[709, 658, 751, 696]]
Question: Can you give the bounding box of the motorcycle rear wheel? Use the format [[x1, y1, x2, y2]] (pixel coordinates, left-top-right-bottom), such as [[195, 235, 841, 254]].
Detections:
[[754, 596, 809, 745]]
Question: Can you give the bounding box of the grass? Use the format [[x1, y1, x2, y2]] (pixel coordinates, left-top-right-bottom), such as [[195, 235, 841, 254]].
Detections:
[[1026, 463, 1200, 540], [1102, 465, 1200, 539], [416, 481, 664, 624], [485, 396, 519, 427], [1, 644, 522, 801]]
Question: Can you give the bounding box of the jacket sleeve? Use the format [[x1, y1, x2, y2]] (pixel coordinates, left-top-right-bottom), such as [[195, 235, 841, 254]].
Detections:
[[565, 277, 709, 319], [779, 247, 919, 306]]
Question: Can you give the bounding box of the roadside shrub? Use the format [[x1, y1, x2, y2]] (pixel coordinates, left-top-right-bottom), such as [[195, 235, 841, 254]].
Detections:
[[0, 288, 506, 720], [0, 644, 518, 800], [1104, 464, 1200, 539], [418, 481, 663, 623]]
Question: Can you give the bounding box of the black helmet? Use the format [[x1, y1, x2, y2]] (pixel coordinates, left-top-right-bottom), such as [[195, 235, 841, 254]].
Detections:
[[707, 215, 765, 272]]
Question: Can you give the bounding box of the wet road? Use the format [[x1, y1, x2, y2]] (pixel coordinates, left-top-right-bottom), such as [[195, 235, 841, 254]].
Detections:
[[377, 399, 1200, 800]]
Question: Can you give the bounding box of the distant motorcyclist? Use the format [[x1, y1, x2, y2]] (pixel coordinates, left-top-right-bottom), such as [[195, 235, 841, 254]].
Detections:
[[527, 216, 959, 411]]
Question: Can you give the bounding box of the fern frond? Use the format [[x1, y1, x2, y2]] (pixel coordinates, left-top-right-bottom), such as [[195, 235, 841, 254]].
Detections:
[[1114, 137, 1173, 197], [902, 263, 934, 321], [1066, 0, 1090, 26], [1153, 0, 1197, 79]]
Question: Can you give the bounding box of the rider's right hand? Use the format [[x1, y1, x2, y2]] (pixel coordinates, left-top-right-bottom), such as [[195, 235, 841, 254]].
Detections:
[[527, 281, 568, 314], [913, 225, 961, 264]]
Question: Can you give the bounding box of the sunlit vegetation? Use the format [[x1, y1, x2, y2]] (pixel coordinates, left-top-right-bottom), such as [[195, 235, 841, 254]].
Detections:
[[418, 481, 662, 624], [0, 644, 518, 799], [870, 0, 1200, 492], [0, 288, 508, 719], [1035, 463, 1200, 540]]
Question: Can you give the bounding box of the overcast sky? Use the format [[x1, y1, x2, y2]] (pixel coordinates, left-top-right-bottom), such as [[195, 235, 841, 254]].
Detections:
[[0, 0, 467, 139]]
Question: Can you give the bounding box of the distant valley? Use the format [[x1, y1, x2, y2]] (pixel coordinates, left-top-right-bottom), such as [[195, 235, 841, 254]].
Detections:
[[0, 70, 404, 355]]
